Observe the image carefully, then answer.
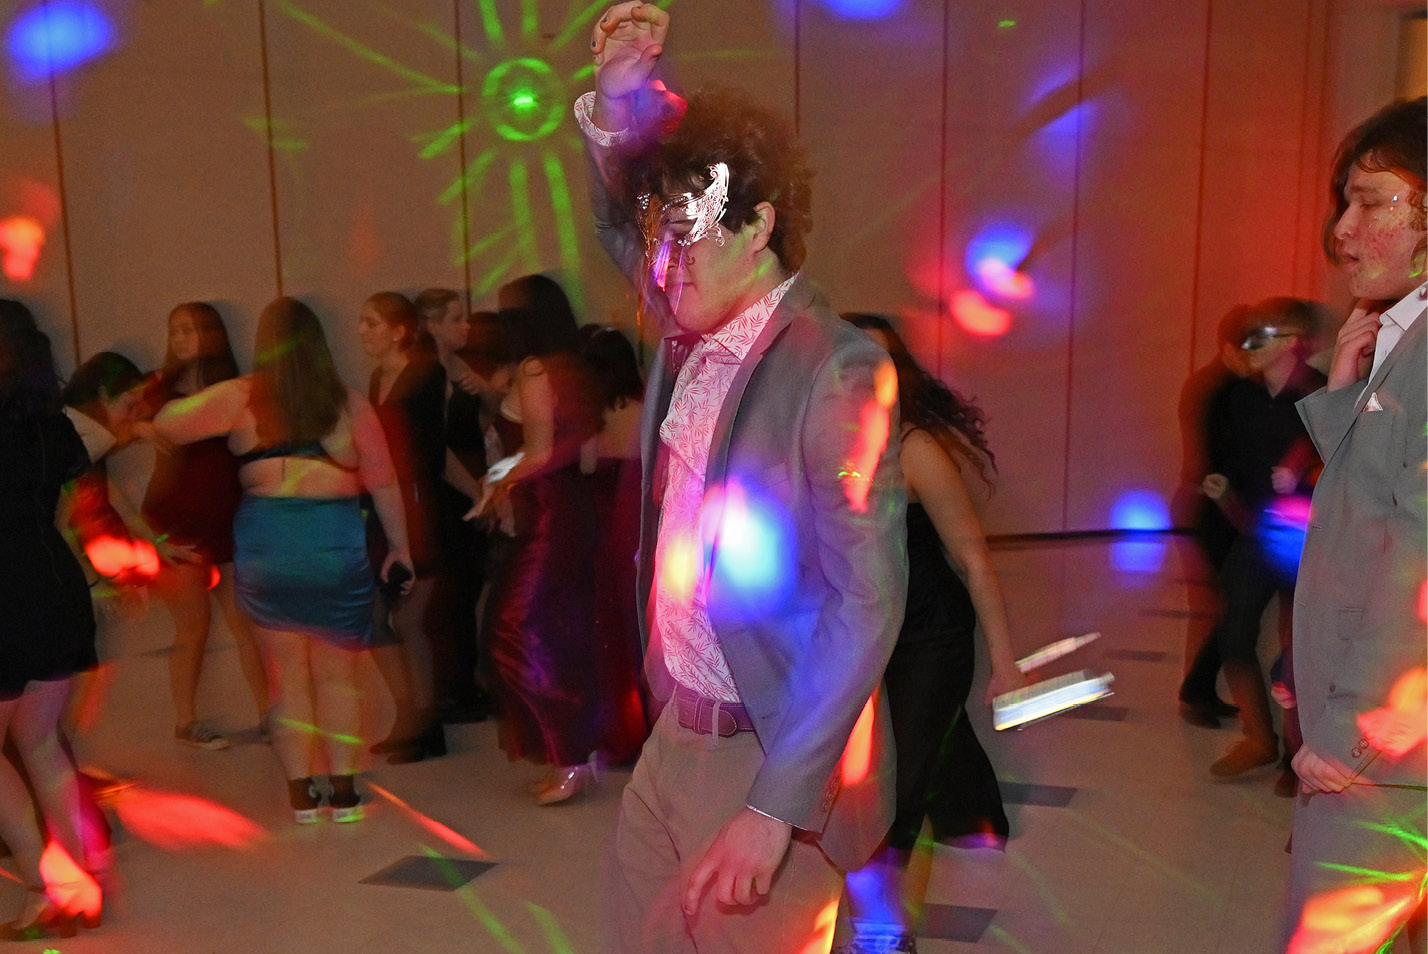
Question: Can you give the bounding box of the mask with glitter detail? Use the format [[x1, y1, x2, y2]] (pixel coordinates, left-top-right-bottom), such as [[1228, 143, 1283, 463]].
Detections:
[[638, 162, 731, 312]]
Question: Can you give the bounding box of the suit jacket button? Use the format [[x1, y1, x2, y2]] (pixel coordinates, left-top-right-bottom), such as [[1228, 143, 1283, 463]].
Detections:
[[1328, 684, 1336, 692]]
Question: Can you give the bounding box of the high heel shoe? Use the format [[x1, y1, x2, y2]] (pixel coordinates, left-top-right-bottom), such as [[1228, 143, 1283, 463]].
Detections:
[[289, 776, 322, 825], [0, 886, 77, 941], [387, 720, 447, 765], [535, 764, 595, 806]]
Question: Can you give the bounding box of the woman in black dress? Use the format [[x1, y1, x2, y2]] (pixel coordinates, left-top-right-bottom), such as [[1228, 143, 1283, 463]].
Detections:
[[480, 275, 601, 804], [143, 302, 268, 749], [0, 300, 105, 939], [838, 313, 1025, 951], [358, 291, 447, 763]]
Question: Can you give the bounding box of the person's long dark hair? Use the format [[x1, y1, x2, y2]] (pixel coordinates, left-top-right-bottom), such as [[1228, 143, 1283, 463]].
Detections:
[[581, 326, 645, 411], [162, 301, 239, 389], [0, 298, 61, 423], [843, 312, 996, 489], [250, 297, 348, 445], [497, 274, 582, 360]]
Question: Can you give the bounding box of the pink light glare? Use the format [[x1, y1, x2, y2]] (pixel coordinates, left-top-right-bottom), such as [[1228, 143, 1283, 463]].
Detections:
[[839, 691, 877, 786], [0, 215, 44, 280]]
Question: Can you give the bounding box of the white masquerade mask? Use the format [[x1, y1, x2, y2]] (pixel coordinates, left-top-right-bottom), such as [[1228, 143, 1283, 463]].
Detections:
[[639, 163, 731, 312]]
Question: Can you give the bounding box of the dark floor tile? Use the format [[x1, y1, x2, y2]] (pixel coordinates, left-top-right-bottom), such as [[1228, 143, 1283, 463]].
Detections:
[[360, 855, 497, 891], [1102, 649, 1168, 662], [1061, 704, 1130, 721], [919, 904, 998, 942], [1000, 782, 1077, 807]]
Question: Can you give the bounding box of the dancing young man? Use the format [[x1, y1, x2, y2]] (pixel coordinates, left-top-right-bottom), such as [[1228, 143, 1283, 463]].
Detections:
[[577, 5, 907, 952]]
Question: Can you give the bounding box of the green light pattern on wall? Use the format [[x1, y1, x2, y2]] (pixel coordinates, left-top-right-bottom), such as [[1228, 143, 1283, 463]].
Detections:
[[481, 57, 565, 142]]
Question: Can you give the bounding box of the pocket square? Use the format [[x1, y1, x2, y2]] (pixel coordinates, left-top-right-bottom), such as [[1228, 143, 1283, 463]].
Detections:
[[1364, 392, 1384, 412]]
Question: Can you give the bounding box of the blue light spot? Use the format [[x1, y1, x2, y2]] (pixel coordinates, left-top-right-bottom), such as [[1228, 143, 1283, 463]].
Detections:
[[965, 224, 1032, 282], [814, 0, 908, 20], [1109, 491, 1170, 531], [706, 481, 795, 622], [1258, 497, 1310, 584], [1109, 491, 1170, 575], [6, 2, 115, 83]]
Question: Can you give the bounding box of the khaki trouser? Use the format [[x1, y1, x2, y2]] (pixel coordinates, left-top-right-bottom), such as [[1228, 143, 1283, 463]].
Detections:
[[607, 703, 844, 954]]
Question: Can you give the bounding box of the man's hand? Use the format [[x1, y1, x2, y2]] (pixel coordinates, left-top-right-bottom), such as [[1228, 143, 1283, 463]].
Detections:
[[591, 2, 669, 118], [682, 808, 792, 913], [1326, 300, 1383, 391], [1292, 745, 1355, 794], [1201, 473, 1228, 500]]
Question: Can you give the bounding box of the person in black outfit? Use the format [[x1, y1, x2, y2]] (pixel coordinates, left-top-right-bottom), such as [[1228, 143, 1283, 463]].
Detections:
[[0, 299, 106, 939], [1175, 305, 1255, 728], [359, 292, 449, 763], [838, 313, 1025, 954], [1201, 298, 1326, 781]]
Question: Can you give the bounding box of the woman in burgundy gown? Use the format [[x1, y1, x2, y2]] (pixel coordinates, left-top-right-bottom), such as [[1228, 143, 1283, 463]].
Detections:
[[480, 275, 601, 804]]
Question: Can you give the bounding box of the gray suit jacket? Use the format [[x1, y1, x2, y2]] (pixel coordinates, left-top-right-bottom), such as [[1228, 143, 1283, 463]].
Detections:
[[1293, 308, 1427, 789], [590, 144, 908, 871]]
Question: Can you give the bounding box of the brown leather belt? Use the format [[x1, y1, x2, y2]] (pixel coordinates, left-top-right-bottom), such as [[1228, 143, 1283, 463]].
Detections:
[[674, 685, 757, 737]]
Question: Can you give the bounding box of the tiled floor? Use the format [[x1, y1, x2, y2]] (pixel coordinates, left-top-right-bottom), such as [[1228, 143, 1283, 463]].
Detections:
[[1, 535, 1294, 953]]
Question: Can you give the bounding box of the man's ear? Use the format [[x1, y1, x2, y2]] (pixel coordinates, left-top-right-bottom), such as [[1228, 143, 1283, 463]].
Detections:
[[746, 201, 776, 255]]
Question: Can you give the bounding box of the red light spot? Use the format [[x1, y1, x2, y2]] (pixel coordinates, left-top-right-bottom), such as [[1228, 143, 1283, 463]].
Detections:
[[1290, 885, 1416, 954], [111, 786, 266, 850], [951, 289, 1012, 337], [840, 691, 877, 786], [367, 781, 491, 858], [840, 360, 896, 513], [208, 564, 221, 590], [0, 215, 44, 280]]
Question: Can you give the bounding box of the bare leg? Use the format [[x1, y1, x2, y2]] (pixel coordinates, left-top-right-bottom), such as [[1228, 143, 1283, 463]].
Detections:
[[391, 578, 437, 712], [309, 639, 361, 777], [0, 695, 46, 894], [254, 627, 316, 781], [213, 565, 270, 721], [155, 562, 212, 729]]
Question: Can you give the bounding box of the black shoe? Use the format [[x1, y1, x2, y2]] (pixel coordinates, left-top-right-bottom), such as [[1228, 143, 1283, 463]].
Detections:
[[288, 776, 321, 825], [1205, 696, 1239, 717], [1178, 701, 1222, 729], [388, 722, 447, 765]]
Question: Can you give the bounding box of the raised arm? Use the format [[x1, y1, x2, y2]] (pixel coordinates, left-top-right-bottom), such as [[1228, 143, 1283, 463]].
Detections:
[[902, 429, 1025, 703], [152, 377, 248, 445]]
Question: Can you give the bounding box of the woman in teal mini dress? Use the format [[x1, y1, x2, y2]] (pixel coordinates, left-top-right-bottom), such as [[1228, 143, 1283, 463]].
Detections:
[[156, 297, 412, 823]]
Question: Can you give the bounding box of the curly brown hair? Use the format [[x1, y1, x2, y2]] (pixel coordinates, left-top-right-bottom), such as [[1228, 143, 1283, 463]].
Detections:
[[1322, 97, 1427, 266], [621, 86, 814, 273]]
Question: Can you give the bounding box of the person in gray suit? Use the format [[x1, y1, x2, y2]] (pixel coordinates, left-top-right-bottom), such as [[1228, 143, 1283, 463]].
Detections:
[[578, 5, 907, 952], [1282, 97, 1427, 954]]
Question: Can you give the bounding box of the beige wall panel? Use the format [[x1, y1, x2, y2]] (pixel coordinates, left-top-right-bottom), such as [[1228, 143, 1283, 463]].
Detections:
[[1190, 0, 1317, 368], [938, 0, 1084, 535], [1063, 0, 1210, 532], [265, 0, 465, 382], [56, 1, 273, 372], [452, 0, 632, 333], [0, 65, 74, 368], [796, 0, 942, 320]]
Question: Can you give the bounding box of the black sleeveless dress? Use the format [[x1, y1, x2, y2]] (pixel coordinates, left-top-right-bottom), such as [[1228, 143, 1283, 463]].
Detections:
[[0, 413, 97, 698], [882, 501, 1009, 850]]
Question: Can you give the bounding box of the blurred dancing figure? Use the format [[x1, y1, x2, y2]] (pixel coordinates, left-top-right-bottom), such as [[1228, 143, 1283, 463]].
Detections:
[[358, 292, 447, 764], [580, 326, 652, 766], [0, 300, 106, 940], [1282, 98, 1427, 954], [840, 313, 1023, 953], [1199, 299, 1324, 781], [155, 297, 412, 824], [142, 302, 268, 749], [581, 7, 905, 951], [478, 274, 602, 804]]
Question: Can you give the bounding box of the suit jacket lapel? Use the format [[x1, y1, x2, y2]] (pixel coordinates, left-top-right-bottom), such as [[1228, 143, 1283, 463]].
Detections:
[[704, 276, 813, 492], [1353, 306, 1427, 416]]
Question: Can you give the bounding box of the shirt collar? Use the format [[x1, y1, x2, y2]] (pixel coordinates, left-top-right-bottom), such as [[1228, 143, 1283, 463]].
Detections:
[[1381, 283, 1428, 332], [664, 271, 800, 363]]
